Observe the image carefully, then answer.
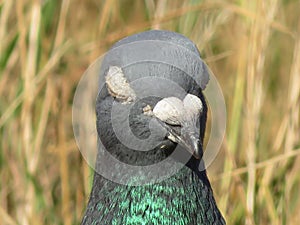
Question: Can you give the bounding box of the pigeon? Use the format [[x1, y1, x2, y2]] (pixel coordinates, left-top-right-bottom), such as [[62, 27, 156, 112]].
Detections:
[[81, 30, 226, 225]]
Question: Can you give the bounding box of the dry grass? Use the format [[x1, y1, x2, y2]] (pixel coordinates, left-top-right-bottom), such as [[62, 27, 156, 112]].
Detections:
[[0, 0, 299, 224]]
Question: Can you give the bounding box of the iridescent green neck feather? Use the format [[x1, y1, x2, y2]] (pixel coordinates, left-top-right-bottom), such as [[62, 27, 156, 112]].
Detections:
[[81, 166, 225, 225]]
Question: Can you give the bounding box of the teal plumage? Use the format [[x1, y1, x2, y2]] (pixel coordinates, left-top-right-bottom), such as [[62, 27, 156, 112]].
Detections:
[[82, 166, 225, 225]]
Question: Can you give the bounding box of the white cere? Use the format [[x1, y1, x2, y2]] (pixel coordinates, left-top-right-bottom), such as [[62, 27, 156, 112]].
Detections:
[[150, 94, 203, 125], [153, 97, 184, 125], [183, 94, 203, 117]]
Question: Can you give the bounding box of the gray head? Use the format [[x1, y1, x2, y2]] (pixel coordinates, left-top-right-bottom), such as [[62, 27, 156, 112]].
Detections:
[[96, 30, 209, 168]]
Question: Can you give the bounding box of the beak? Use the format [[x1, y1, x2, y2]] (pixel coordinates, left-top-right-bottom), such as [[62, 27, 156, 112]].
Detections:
[[167, 128, 202, 159], [156, 119, 202, 159]]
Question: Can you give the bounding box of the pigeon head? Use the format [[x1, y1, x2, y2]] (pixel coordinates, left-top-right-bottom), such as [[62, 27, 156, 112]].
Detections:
[[96, 30, 210, 167]]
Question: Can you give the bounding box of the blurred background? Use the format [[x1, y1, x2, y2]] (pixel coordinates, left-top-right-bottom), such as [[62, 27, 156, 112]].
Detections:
[[1, 0, 299, 224]]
